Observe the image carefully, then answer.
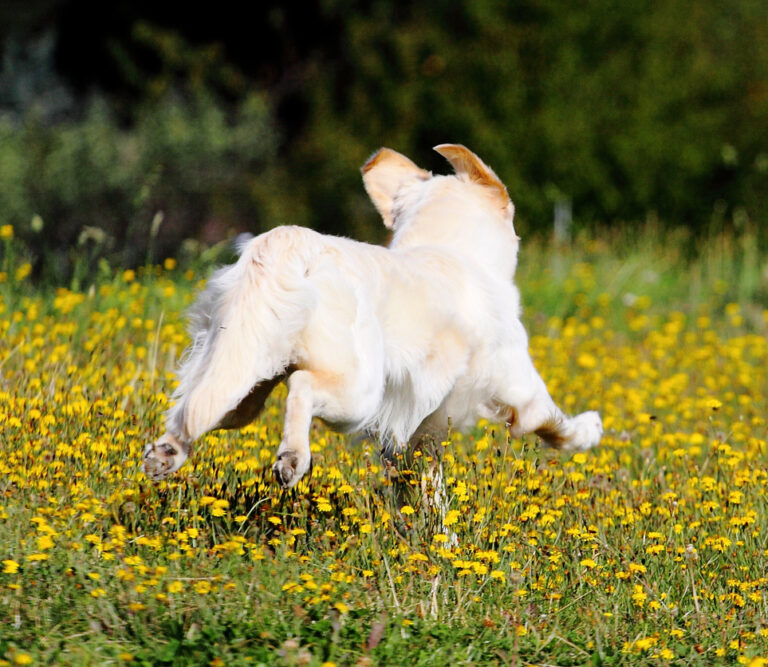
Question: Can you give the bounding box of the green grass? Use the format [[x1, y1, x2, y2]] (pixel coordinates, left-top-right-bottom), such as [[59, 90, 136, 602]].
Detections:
[[1, 225, 767, 665]]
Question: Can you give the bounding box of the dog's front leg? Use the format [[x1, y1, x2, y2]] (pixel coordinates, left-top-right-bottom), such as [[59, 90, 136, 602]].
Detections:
[[273, 370, 314, 488]]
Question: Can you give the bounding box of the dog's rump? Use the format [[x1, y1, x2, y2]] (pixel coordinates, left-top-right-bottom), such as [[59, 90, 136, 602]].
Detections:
[[166, 226, 323, 441]]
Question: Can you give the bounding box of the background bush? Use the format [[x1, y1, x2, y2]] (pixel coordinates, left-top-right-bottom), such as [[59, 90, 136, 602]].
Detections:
[[0, 92, 276, 282]]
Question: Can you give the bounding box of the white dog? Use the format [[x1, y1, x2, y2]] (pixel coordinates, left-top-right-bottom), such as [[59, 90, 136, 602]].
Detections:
[[143, 145, 602, 486]]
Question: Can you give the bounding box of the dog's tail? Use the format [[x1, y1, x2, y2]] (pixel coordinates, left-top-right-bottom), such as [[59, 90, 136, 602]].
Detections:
[[166, 227, 317, 441]]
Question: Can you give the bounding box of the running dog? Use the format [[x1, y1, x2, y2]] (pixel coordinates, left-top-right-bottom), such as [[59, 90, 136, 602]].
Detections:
[[143, 145, 602, 486]]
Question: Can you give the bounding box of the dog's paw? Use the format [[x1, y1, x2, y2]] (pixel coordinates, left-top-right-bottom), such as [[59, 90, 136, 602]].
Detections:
[[564, 411, 603, 452], [142, 436, 188, 482], [272, 449, 311, 488]]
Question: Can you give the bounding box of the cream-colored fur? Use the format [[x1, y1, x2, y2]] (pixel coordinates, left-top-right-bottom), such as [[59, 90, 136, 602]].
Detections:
[[143, 145, 602, 486]]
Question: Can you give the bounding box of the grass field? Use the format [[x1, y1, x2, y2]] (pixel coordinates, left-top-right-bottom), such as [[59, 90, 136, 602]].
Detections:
[[1, 225, 768, 665]]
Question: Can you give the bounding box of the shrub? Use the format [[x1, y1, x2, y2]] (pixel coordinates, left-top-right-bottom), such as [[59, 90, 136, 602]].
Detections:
[[0, 92, 277, 283]]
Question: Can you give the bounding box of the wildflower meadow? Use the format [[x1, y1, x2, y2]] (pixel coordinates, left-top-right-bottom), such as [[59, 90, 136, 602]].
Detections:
[[1, 225, 767, 665]]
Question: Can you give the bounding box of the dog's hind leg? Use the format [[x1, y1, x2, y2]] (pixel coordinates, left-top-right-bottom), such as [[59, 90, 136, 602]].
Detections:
[[504, 372, 602, 452], [497, 349, 602, 453], [142, 431, 192, 482], [144, 229, 316, 482], [143, 376, 283, 481], [513, 404, 603, 453], [216, 375, 285, 430]]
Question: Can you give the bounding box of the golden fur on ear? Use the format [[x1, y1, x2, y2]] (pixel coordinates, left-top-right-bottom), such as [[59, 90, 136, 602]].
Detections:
[[362, 148, 431, 229], [434, 144, 510, 206]]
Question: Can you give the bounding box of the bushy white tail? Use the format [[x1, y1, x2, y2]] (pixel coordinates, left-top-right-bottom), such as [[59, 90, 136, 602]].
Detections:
[[166, 227, 317, 441]]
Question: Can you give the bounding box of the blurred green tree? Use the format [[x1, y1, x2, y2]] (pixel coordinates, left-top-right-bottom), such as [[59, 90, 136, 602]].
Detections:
[[272, 0, 768, 237]]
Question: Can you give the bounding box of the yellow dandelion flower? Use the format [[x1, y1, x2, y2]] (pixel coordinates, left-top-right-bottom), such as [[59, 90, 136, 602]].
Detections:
[[14, 263, 32, 282], [333, 601, 350, 614], [36, 535, 54, 550], [211, 507, 227, 517], [408, 553, 429, 562], [194, 581, 212, 595], [634, 636, 657, 651], [2, 560, 20, 574], [167, 581, 183, 594], [444, 510, 461, 526], [577, 353, 597, 369]]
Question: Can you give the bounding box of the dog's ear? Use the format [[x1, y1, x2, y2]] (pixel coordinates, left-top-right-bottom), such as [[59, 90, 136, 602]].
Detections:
[[434, 144, 510, 207], [362, 148, 430, 229]]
